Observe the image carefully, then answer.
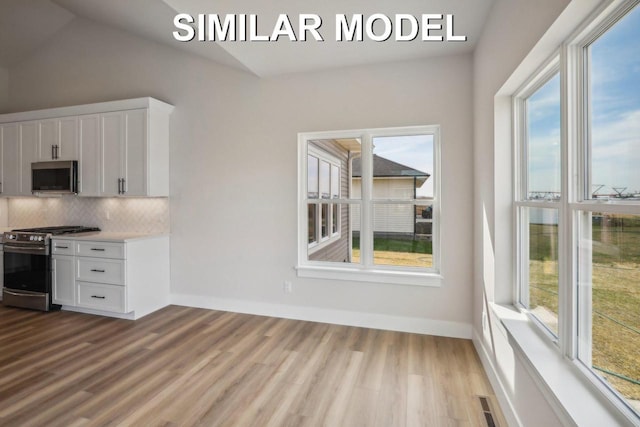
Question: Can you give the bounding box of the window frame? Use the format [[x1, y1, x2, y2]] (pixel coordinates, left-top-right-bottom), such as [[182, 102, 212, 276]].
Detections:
[[307, 145, 342, 254], [513, 56, 563, 342], [297, 125, 442, 287], [512, 1, 640, 422]]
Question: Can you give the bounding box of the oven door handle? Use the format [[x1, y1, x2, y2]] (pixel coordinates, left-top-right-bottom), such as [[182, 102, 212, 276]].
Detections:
[[3, 289, 46, 297], [3, 244, 48, 255]]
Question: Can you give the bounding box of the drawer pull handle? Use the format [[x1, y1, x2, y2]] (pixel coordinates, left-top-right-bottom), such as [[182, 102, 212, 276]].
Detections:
[[56, 246, 69, 249], [90, 269, 106, 273], [90, 248, 106, 252], [91, 295, 106, 299]]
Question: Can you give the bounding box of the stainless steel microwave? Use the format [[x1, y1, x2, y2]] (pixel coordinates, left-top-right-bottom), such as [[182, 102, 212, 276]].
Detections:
[[32, 161, 78, 194]]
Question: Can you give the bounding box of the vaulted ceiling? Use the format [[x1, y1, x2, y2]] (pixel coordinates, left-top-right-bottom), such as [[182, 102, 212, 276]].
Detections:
[[0, 0, 494, 76]]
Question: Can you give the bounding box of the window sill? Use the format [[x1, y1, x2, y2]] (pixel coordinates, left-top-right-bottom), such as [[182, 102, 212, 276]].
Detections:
[[296, 265, 443, 287], [491, 303, 636, 427]]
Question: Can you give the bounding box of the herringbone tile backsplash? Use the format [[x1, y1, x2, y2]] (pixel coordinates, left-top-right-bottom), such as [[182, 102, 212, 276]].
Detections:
[[7, 197, 169, 233]]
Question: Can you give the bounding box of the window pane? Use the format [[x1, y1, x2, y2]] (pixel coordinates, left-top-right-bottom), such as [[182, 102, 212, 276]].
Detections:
[[321, 203, 329, 238], [524, 207, 559, 336], [526, 73, 561, 200], [331, 165, 340, 199], [367, 135, 433, 201], [308, 156, 318, 198], [332, 204, 339, 235], [588, 5, 640, 200], [309, 203, 358, 264], [579, 212, 640, 413], [320, 160, 330, 199], [372, 203, 432, 268], [308, 204, 317, 244]]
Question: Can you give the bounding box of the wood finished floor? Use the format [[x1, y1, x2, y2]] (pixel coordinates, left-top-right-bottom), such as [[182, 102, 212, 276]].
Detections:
[[0, 304, 505, 427]]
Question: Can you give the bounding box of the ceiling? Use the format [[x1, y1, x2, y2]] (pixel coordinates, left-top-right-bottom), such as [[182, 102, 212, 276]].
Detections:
[[0, 0, 495, 77]]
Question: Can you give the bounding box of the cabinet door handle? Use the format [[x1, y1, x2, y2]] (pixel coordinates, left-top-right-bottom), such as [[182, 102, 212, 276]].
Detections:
[[117, 178, 122, 194], [90, 248, 105, 252], [91, 295, 106, 299], [122, 178, 126, 194], [56, 246, 69, 249], [55, 145, 59, 159], [0, 181, 3, 194], [90, 269, 106, 273], [51, 145, 55, 159]]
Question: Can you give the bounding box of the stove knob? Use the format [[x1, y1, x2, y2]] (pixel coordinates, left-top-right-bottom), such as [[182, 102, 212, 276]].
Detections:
[[38, 236, 44, 241]]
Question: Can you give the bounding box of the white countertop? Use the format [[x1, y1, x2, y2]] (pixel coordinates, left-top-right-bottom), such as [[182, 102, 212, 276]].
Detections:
[[51, 232, 168, 243], [0, 227, 167, 243]]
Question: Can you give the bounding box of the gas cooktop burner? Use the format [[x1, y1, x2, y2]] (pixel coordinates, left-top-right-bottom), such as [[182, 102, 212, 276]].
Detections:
[[11, 226, 101, 235]]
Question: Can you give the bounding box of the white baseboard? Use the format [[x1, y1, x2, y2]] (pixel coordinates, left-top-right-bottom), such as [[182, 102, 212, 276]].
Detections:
[[170, 293, 472, 339], [473, 329, 522, 427]]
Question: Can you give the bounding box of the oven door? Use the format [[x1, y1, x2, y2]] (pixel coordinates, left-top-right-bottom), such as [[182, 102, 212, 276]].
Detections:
[[3, 244, 52, 311]]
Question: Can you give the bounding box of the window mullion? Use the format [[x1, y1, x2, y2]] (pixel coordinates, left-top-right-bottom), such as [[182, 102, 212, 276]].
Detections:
[[559, 42, 575, 358], [361, 133, 374, 268]]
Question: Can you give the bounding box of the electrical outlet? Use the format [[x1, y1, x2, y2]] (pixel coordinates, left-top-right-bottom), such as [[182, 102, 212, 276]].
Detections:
[[283, 281, 292, 294], [105, 210, 110, 220]]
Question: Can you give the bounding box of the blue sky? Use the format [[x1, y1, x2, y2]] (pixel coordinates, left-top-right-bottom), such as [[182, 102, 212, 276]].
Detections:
[[528, 4, 639, 196], [590, 4, 640, 195], [373, 135, 434, 198]]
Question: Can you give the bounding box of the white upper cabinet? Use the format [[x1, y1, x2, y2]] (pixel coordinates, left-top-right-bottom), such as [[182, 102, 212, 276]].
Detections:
[[38, 117, 78, 161], [20, 122, 38, 195], [0, 97, 173, 198], [101, 111, 125, 196], [99, 106, 169, 197], [78, 114, 101, 196], [0, 123, 20, 196]]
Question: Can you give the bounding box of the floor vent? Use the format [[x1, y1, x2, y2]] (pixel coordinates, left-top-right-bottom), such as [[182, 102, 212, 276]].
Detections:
[[478, 396, 497, 427]]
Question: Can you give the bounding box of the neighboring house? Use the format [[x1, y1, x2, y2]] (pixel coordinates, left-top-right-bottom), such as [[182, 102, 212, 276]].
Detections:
[[351, 155, 430, 236], [308, 144, 431, 264]]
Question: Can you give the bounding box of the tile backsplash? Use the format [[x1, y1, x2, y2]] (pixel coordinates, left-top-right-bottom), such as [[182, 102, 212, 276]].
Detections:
[[8, 197, 169, 234]]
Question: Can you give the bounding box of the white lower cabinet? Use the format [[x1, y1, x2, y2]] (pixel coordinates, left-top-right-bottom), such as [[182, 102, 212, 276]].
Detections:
[[77, 281, 125, 313], [52, 254, 75, 306], [51, 236, 170, 319]]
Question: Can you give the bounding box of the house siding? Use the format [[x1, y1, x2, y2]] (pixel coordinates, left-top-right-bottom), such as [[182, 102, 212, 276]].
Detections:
[[308, 139, 351, 263], [351, 177, 417, 234]]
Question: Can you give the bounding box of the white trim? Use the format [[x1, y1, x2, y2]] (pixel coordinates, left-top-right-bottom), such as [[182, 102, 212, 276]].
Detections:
[[493, 304, 634, 427], [298, 125, 441, 282], [0, 97, 174, 123], [61, 305, 137, 320], [295, 264, 443, 287], [472, 330, 523, 427], [170, 292, 471, 339]]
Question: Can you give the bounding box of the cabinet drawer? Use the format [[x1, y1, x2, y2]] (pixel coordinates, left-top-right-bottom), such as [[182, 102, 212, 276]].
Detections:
[[77, 258, 124, 285], [77, 282, 125, 313], [76, 242, 124, 259], [52, 240, 74, 255]]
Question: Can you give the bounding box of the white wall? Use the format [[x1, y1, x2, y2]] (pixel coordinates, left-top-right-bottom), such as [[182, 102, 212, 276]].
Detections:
[[6, 18, 475, 336], [472, 0, 571, 425]]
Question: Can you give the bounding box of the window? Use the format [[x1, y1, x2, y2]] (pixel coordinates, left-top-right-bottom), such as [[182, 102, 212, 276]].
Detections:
[[514, 2, 640, 421], [307, 147, 341, 252], [515, 65, 562, 336], [298, 126, 440, 286]]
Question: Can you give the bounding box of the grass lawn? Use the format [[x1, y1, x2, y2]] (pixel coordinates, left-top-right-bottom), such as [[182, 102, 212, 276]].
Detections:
[[529, 220, 640, 402], [351, 237, 433, 267]]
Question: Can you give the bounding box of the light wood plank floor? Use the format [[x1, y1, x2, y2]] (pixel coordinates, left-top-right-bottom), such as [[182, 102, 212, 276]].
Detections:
[[0, 304, 505, 426]]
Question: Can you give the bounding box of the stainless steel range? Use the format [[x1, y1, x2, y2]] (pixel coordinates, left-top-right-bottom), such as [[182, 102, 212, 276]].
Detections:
[[2, 226, 100, 311]]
